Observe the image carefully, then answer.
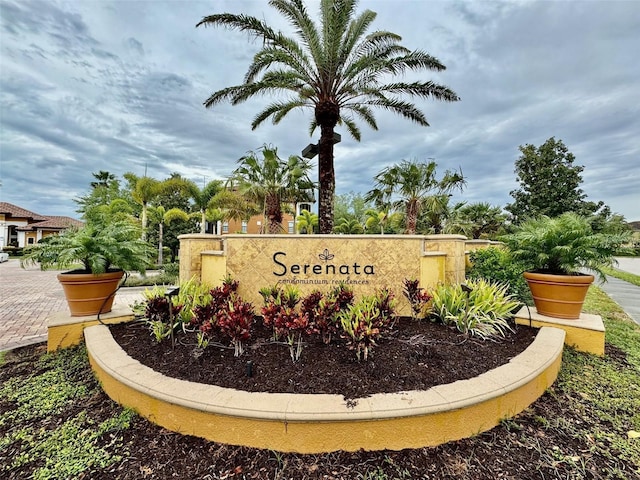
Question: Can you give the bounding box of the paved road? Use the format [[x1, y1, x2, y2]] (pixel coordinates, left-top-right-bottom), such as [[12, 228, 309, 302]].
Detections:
[[613, 256, 640, 276], [0, 259, 145, 352], [595, 257, 640, 325]]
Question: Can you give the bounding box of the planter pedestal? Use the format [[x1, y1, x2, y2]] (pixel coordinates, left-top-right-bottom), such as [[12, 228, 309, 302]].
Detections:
[[524, 272, 594, 320], [57, 270, 124, 317]]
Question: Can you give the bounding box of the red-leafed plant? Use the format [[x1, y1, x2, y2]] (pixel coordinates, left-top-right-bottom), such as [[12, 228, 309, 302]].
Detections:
[[217, 297, 255, 356], [403, 278, 432, 319], [311, 283, 354, 344], [260, 285, 311, 361]]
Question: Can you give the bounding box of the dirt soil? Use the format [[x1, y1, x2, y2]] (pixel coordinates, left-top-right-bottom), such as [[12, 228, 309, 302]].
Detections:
[[4, 321, 637, 479], [110, 318, 536, 399]]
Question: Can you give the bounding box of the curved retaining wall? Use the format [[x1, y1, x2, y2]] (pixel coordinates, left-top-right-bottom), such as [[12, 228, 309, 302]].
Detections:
[[85, 325, 565, 453]]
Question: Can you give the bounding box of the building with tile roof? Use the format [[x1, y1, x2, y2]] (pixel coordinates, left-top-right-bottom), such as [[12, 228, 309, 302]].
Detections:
[[0, 202, 83, 249]]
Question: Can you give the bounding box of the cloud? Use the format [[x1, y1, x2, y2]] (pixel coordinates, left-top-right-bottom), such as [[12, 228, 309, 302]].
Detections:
[[0, 0, 638, 222]]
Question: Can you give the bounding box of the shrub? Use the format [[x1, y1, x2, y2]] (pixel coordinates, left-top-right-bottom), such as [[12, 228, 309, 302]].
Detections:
[[339, 290, 396, 361], [430, 278, 519, 340], [313, 283, 354, 344], [260, 285, 313, 361], [402, 278, 432, 319], [217, 297, 255, 356], [467, 247, 532, 305]]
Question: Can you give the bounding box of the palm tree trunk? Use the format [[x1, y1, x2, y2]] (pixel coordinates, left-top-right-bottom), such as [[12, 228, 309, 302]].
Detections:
[[266, 193, 282, 234], [317, 107, 339, 234], [141, 203, 148, 241], [158, 222, 163, 266], [406, 200, 419, 234], [200, 210, 206, 234]]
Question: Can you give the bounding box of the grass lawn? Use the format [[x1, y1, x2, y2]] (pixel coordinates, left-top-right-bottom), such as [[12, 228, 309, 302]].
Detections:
[[1, 287, 639, 479]]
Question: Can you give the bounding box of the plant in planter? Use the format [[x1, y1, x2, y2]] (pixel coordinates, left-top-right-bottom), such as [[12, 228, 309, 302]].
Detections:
[[21, 219, 154, 316], [500, 212, 631, 319]]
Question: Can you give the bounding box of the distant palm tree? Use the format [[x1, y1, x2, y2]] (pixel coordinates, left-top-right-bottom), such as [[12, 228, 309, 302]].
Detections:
[[366, 160, 465, 235], [210, 189, 260, 227], [124, 173, 161, 241], [187, 179, 224, 234], [230, 146, 314, 234], [449, 202, 507, 239], [296, 209, 318, 234], [148, 206, 190, 265], [334, 217, 364, 234], [197, 0, 459, 233]]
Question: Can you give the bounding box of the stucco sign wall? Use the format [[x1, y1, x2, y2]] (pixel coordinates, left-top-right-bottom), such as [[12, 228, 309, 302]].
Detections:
[[180, 234, 468, 315]]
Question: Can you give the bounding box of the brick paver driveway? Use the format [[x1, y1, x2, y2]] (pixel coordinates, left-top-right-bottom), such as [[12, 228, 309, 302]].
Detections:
[[0, 259, 144, 351]]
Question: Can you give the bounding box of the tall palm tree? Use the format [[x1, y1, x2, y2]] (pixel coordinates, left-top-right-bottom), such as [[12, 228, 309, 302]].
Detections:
[[187, 179, 224, 234], [230, 145, 315, 234], [124, 173, 161, 241], [197, 0, 459, 233], [148, 206, 190, 265], [366, 160, 465, 235]]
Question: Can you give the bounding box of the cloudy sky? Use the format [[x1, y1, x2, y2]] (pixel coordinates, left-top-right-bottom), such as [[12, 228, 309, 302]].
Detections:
[[1, 0, 639, 222]]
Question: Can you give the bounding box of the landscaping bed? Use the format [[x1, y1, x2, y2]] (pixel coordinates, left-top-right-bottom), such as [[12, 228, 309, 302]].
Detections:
[[109, 318, 537, 399]]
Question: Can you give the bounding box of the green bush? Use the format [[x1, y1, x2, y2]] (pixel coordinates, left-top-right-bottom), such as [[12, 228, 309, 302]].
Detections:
[[430, 278, 520, 340], [2, 245, 24, 256], [500, 212, 631, 279], [467, 247, 532, 305]]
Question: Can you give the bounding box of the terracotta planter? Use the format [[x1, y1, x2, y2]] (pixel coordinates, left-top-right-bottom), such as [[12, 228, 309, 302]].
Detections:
[[57, 270, 124, 317], [523, 271, 594, 320]]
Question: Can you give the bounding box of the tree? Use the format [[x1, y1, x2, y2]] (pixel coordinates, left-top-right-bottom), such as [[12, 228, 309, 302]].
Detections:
[[124, 173, 162, 241], [416, 193, 455, 234], [149, 173, 198, 261], [230, 145, 314, 234], [90, 170, 117, 189], [334, 217, 364, 234], [76, 171, 125, 219], [187, 179, 224, 234], [210, 189, 261, 226], [506, 137, 604, 223], [448, 202, 507, 239], [197, 0, 459, 233], [148, 206, 190, 265], [363, 208, 402, 234], [296, 209, 318, 234], [334, 192, 372, 226], [366, 160, 465, 234]]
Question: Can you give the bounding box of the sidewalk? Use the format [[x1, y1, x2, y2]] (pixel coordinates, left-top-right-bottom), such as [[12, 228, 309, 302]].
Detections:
[[0, 259, 146, 352]]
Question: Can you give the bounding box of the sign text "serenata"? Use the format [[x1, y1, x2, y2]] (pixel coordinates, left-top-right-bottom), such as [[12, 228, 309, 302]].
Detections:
[[272, 252, 375, 277]]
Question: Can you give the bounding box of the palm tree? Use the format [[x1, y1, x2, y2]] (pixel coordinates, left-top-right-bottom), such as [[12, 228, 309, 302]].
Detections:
[[148, 206, 190, 265], [230, 145, 315, 234], [196, 0, 459, 233], [450, 202, 507, 239], [334, 217, 364, 234], [209, 189, 260, 227], [366, 160, 465, 235], [364, 209, 387, 234], [187, 179, 224, 234], [296, 209, 318, 234], [124, 173, 161, 241]]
